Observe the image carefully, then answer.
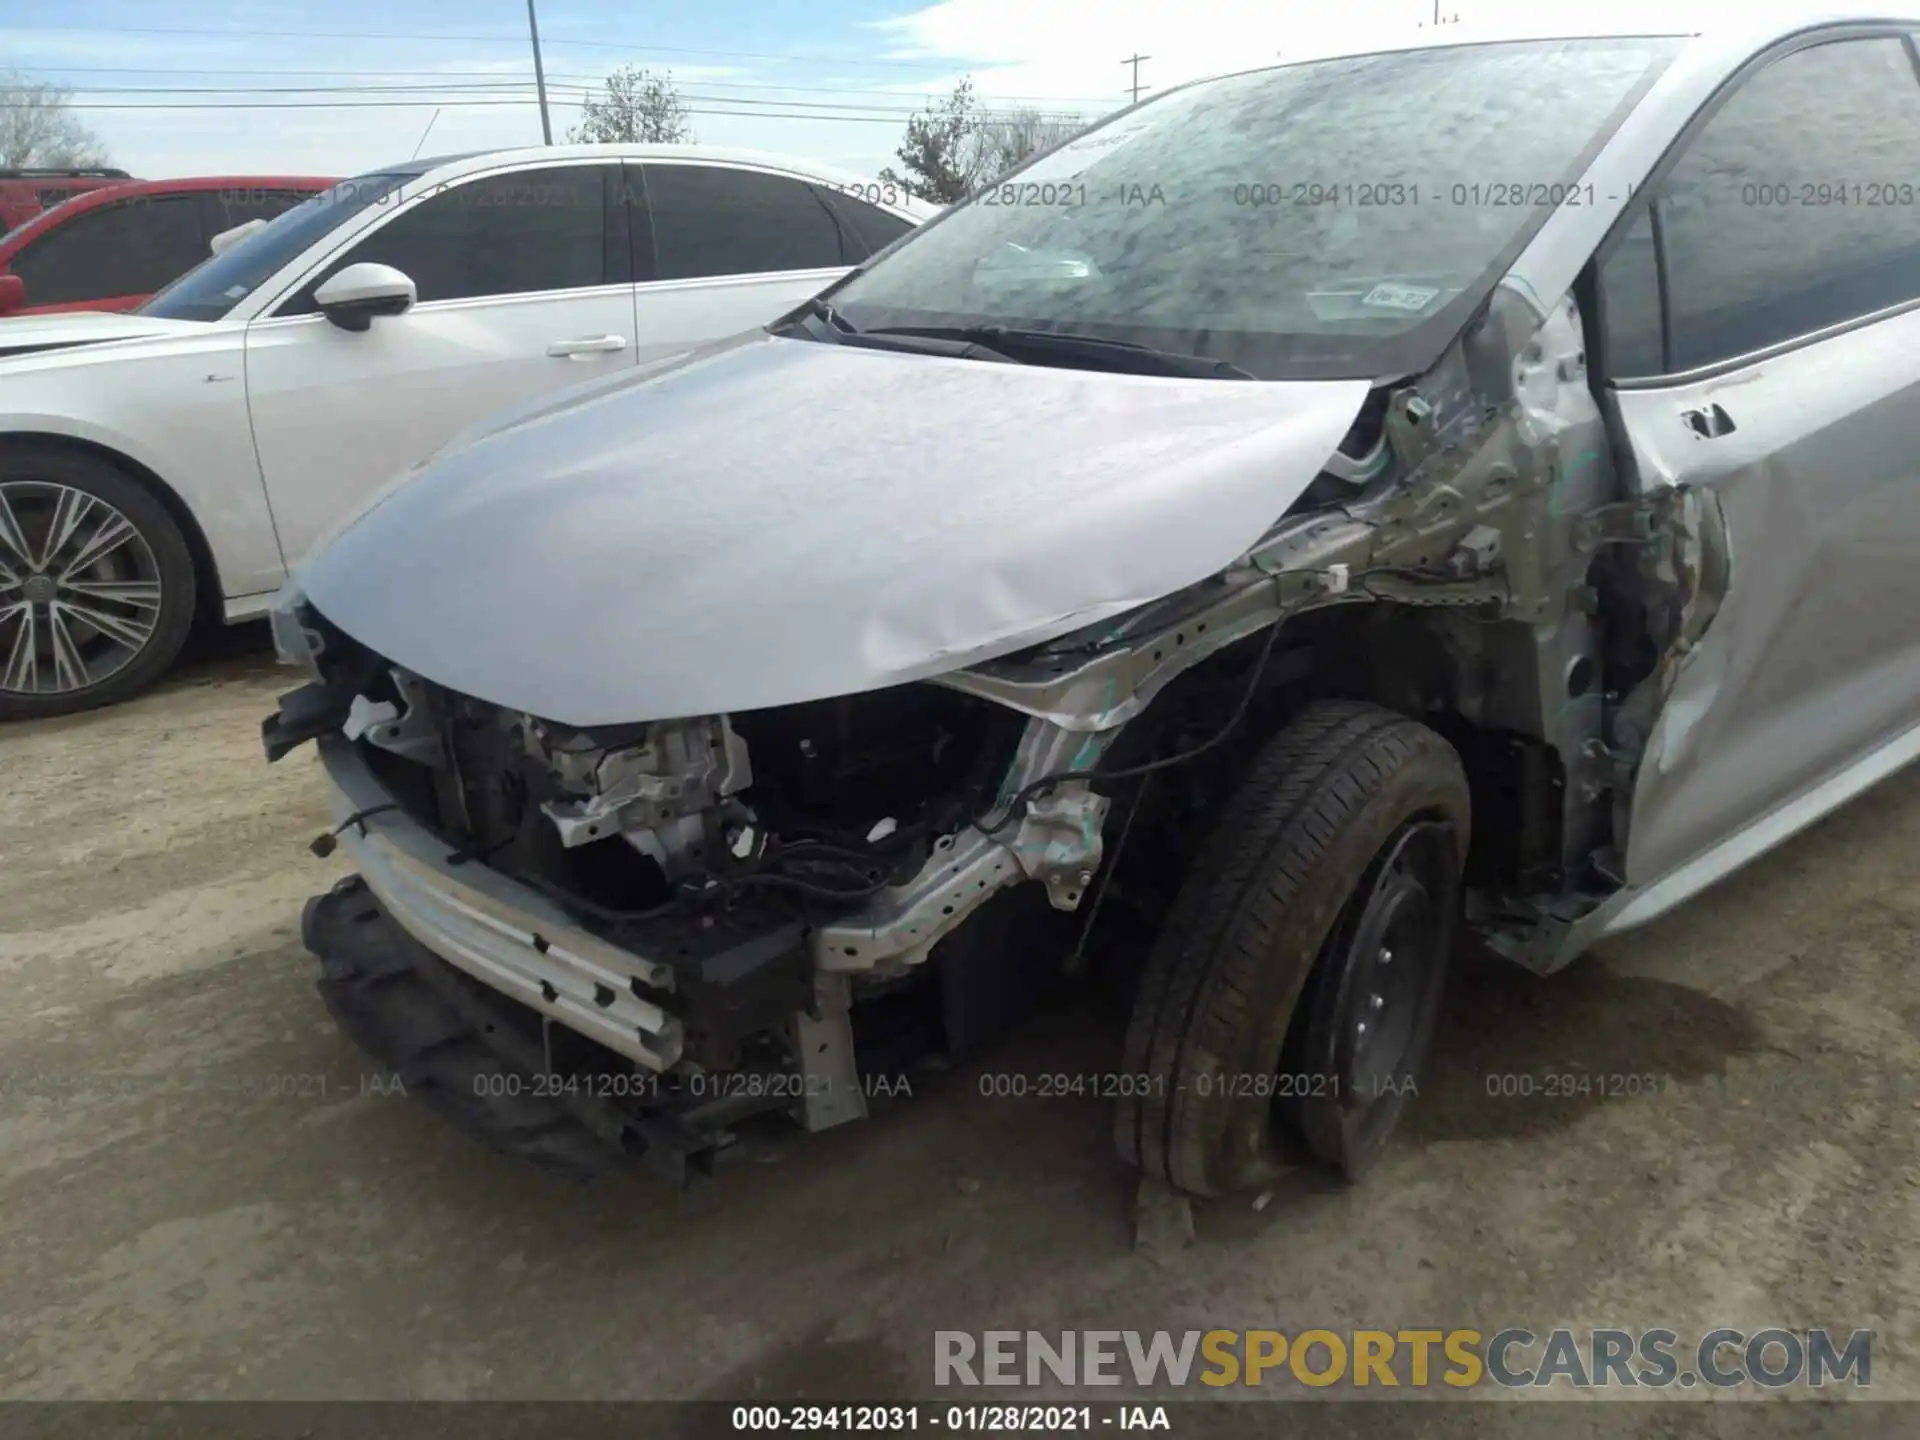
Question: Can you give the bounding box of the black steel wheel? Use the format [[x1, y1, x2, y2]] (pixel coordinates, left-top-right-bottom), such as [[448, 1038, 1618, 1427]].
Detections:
[[1116, 701, 1469, 1196], [1283, 818, 1459, 1180]]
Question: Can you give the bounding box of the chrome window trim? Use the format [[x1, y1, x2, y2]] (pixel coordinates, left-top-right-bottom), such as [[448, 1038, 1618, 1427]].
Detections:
[[1610, 290, 1920, 389]]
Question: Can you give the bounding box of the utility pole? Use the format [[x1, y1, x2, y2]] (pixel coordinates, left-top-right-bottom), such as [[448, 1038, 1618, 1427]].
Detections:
[[1121, 53, 1151, 105], [1419, 0, 1461, 23], [526, 0, 554, 144]]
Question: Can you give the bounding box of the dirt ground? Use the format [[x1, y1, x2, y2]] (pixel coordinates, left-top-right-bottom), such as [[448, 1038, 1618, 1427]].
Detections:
[[1, 630, 1916, 1412]]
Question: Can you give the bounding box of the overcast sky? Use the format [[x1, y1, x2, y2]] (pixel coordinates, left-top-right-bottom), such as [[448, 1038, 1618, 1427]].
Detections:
[[5, 0, 1732, 180]]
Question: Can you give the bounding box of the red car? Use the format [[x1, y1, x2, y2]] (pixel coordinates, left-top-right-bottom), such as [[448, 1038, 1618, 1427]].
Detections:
[[0, 175, 335, 317], [0, 167, 136, 232]]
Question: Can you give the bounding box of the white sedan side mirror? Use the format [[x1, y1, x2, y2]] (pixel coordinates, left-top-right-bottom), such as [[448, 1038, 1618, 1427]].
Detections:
[[314, 262, 417, 333]]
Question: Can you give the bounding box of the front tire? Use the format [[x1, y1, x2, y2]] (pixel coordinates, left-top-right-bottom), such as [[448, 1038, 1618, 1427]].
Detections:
[[0, 445, 197, 720], [306, 876, 635, 1182], [1115, 701, 1470, 1196]]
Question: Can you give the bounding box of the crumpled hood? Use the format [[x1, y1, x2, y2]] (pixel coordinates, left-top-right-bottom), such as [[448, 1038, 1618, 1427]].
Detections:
[[298, 332, 1370, 726], [0, 310, 211, 361]]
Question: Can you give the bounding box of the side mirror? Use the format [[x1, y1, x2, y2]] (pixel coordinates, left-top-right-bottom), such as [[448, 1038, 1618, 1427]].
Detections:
[[313, 262, 416, 333], [0, 274, 25, 316], [210, 218, 269, 256]]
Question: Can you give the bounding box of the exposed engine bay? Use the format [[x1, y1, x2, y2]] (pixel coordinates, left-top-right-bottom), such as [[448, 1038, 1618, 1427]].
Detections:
[[264, 284, 1726, 1183]]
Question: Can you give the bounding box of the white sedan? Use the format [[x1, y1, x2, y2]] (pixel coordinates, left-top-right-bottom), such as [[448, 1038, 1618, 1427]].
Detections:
[[0, 145, 932, 717]]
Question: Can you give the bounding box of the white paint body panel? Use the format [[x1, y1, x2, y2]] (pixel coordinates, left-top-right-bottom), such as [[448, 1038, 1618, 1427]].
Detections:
[[0, 143, 927, 608], [246, 286, 641, 562], [0, 312, 210, 351], [0, 323, 289, 596], [631, 269, 849, 367]]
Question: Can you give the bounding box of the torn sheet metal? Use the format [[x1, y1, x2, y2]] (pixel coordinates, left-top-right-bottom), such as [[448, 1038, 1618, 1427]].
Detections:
[[296, 331, 1369, 726]]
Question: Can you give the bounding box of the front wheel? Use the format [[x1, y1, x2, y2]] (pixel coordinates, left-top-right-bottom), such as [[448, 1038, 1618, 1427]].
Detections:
[[0, 446, 197, 720], [1115, 701, 1470, 1196]]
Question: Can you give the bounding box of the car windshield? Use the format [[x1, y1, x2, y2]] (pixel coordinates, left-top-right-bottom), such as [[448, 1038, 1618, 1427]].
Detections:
[[140, 169, 424, 323], [826, 38, 1682, 380]]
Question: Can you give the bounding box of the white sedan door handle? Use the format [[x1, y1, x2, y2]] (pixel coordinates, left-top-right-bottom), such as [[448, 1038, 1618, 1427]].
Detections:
[[547, 334, 628, 358]]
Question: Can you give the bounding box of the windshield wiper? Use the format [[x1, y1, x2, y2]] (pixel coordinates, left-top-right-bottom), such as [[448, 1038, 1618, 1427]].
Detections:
[[795, 295, 855, 333], [860, 324, 1254, 379], [777, 299, 1018, 364]]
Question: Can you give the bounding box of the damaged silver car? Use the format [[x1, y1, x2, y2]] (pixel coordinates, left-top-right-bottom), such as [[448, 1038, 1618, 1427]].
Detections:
[[263, 16, 1920, 1192]]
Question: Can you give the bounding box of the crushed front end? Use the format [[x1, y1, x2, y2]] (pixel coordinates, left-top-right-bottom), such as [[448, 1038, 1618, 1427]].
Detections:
[[263, 595, 1116, 1182]]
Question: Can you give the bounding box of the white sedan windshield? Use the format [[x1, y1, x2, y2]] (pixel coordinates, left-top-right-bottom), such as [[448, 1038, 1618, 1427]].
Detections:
[[141, 170, 423, 324]]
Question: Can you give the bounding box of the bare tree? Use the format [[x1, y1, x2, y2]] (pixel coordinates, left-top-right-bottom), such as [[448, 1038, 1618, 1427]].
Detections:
[[569, 66, 694, 145], [878, 79, 981, 205], [971, 108, 1088, 186], [0, 72, 111, 169], [881, 82, 1091, 203]]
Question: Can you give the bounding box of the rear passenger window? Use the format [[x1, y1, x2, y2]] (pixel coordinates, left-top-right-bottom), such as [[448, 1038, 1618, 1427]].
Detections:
[[644, 165, 846, 280], [1631, 37, 1920, 372], [11, 195, 207, 305], [815, 188, 915, 259]]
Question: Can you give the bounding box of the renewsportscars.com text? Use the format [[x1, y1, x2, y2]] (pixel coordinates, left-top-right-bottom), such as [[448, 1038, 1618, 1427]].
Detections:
[[934, 1328, 1871, 1390]]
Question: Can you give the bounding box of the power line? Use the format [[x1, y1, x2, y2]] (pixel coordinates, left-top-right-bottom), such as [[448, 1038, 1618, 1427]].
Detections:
[[22, 88, 1076, 123], [0, 99, 588, 110], [30, 65, 575, 78], [4, 21, 997, 70], [0, 97, 1066, 125], [44, 83, 1075, 120], [31, 67, 1119, 106], [60, 82, 560, 95]]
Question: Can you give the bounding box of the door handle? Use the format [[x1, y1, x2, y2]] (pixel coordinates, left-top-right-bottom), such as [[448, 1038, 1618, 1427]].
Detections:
[[547, 334, 627, 358], [1681, 402, 1736, 439]]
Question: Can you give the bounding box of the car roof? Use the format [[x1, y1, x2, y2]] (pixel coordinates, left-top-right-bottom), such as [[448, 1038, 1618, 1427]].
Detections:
[[403, 151, 492, 171], [0, 175, 337, 256], [96, 175, 336, 191], [388, 144, 938, 217], [0, 170, 133, 192], [1160, 5, 1920, 91], [397, 142, 884, 171]]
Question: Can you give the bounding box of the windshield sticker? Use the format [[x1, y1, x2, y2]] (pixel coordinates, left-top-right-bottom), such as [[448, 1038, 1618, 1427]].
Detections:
[[1361, 282, 1441, 313], [1010, 110, 1166, 185]]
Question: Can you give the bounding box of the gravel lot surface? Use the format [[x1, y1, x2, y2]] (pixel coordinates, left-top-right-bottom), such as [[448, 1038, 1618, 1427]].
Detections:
[[2, 632, 1915, 1425]]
